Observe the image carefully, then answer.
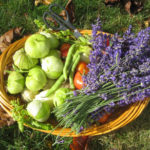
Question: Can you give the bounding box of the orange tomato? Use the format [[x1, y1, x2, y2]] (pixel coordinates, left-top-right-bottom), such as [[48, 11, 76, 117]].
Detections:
[[76, 61, 89, 75], [74, 72, 84, 90], [60, 43, 71, 58]]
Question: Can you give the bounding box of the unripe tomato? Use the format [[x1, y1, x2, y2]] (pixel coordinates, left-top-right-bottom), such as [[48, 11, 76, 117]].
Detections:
[[74, 71, 83, 90], [76, 61, 89, 75]]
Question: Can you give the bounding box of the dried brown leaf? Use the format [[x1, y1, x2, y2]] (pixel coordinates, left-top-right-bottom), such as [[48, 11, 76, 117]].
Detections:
[[0, 105, 15, 128], [70, 136, 89, 150], [0, 27, 22, 53], [0, 43, 8, 53], [131, 0, 144, 14], [65, 0, 75, 23], [105, 0, 144, 15], [123, 0, 144, 15], [124, 0, 132, 15], [59, 0, 75, 23]]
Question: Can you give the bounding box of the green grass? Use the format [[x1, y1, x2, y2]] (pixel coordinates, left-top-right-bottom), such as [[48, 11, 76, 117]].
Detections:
[[1, 0, 150, 35], [0, 123, 73, 150], [0, 0, 150, 149]]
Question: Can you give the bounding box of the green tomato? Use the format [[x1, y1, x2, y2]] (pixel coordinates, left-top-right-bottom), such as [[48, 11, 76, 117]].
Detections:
[[41, 56, 63, 79], [53, 88, 71, 107], [43, 79, 56, 90], [48, 49, 61, 58], [40, 32, 59, 49], [34, 92, 55, 109], [25, 34, 50, 58], [13, 48, 38, 70], [27, 100, 50, 122], [7, 71, 25, 94], [26, 66, 47, 92], [80, 52, 90, 63], [77, 45, 91, 63]]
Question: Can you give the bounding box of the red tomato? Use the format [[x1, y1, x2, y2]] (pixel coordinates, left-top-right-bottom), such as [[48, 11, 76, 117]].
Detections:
[[76, 61, 89, 75], [98, 113, 111, 124], [60, 43, 71, 58], [74, 72, 84, 90], [106, 38, 109, 46]]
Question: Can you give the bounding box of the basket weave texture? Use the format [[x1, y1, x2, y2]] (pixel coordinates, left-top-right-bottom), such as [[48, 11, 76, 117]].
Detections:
[[0, 30, 149, 137]]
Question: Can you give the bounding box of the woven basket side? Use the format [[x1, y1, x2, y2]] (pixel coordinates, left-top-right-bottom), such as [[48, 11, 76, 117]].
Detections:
[[0, 36, 29, 110]]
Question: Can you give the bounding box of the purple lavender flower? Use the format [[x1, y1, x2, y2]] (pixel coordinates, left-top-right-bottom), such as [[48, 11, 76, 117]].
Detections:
[[79, 126, 84, 133], [73, 90, 78, 96], [81, 19, 150, 123]]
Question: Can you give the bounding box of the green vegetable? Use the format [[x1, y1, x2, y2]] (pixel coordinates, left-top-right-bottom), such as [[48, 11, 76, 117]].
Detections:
[[27, 100, 50, 122], [11, 99, 28, 132], [41, 56, 64, 79], [77, 36, 91, 45], [34, 19, 49, 31], [34, 92, 54, 108], [69, 54, 81, 89], [80, 52, 90, 63], [45, 74, 65, 97], [13, 48, 38, 70], [21, 88, 38, 102], [12, 64, 30, 73], [35, 74, 65, 100], [53, 88, 71, 107], [43, 79, 56, 90], [40, 32, 59, 49], [48, 49, 61, 58], [26, 66, 47, 91], [25, 34, 51, 58], [31, 120, 53, 130], [7, 71, 25, 94], [63, 44, 76, 80], [54, 29, 76, 43], [11, 99, 53, 132], [76, 45, 91, 63]]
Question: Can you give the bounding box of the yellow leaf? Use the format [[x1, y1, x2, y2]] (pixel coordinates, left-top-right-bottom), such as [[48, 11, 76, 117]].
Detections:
[[144, 21, 150, 28], [35, 0, 53, 6], [43, 0, 53, 5]]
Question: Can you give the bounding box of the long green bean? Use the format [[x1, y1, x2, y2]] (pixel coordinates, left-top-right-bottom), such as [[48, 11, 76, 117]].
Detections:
[[63, 44, 76, 80], [46, 74, 65, 97], [69, 54, 81, 89]]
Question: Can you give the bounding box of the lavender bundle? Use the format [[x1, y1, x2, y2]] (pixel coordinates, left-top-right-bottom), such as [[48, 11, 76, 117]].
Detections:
[[54, 19, 150, 133]]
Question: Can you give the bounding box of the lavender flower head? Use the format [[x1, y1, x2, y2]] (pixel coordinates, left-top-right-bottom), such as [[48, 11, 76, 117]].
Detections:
[[82, 18, 150, 117]]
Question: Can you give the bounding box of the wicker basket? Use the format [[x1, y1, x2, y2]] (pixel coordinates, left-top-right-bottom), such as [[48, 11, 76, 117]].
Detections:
[[0, 30, 149, 137]]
